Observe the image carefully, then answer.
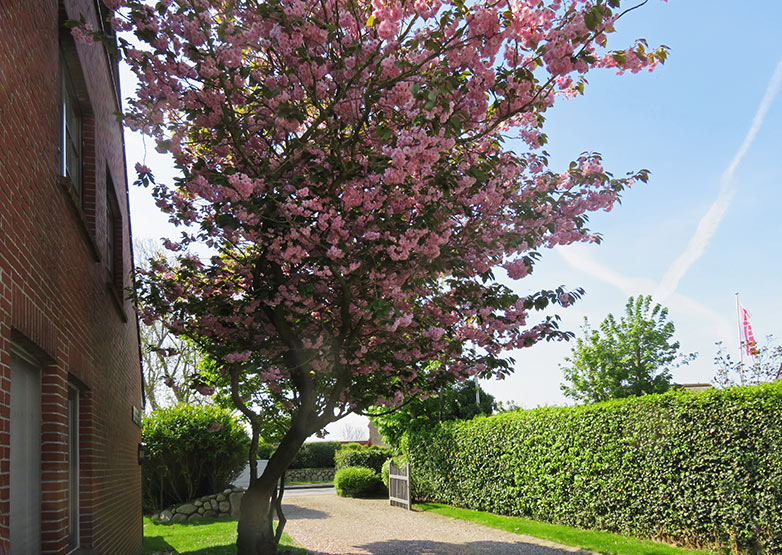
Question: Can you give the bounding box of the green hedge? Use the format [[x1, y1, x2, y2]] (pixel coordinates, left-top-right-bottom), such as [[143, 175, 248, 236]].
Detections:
[[142, 404, 249, 513], [405, 383, 782, 553], [334, 445, 390, 473], [290, 441, 340, 469], [258, 441, 340, 468], [334, 466, 384, 498]]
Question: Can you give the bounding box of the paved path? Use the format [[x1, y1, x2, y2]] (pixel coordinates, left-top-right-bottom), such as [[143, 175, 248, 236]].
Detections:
[[282, 494, 595, 555]]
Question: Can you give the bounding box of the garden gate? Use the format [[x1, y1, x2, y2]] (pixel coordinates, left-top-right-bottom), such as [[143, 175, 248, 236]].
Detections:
[[388, 460, 411, 510]]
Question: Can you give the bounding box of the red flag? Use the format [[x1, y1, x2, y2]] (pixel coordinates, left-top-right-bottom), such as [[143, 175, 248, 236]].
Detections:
[[740, 305, 758, 356]]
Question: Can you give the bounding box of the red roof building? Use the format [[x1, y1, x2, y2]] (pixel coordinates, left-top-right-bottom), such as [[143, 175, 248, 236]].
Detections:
[[0, 1, 143, 552]]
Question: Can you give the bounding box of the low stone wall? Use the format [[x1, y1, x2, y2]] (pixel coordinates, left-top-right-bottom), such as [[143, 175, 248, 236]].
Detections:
[[150, 487, 245, 522], [149, 469, 334, 522], [286, 467, 335, 483]]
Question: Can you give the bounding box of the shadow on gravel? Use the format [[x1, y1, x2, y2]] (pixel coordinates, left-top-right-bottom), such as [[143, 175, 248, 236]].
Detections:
[[356, 539, 584, 555], [282, 504, 329, 520]]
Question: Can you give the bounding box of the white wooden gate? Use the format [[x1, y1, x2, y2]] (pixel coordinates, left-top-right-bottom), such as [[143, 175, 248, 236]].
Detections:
[[388, 460, 411, 510]]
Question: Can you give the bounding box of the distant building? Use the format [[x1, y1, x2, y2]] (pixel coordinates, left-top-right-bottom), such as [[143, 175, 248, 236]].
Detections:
[[675, 383, 713, 393], [367, 421, 387, 448], [0, 1, 143, 553]]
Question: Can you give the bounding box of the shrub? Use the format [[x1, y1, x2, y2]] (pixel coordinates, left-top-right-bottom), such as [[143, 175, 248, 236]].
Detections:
[[258, 443, 276, 460], [381, 459, 390, 488], [405, 383, 782, 554], [334, 466, 384, 498], [338, 442, 366, 451], [334, 445, 390, 473], [289, 441, 340, 469], [142, 404, 250, 513]]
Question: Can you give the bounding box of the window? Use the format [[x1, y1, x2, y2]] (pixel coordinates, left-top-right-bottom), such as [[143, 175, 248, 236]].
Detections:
[[106, 173, 122, 289], [60, 49, 83, 202], [106, 200, 116, 283], [67, 386, 80, 551]]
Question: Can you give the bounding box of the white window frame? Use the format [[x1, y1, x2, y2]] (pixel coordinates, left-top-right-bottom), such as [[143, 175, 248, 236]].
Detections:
[[60, 49, 83, 202]]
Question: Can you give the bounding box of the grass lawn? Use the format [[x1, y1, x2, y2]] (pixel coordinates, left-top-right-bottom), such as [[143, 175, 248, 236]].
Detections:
[[142, 517, 310, 554], [417, 503, 716, 555]]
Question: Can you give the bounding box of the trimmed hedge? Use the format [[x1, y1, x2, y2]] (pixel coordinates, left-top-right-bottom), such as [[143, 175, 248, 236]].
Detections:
[[405, 383, 782, 553], [334, 445, 390, 473], [334, 466, 384, 498], [142, 404, 249, 513], [258, 441, 340, 469], [290, 441, 340, 469]]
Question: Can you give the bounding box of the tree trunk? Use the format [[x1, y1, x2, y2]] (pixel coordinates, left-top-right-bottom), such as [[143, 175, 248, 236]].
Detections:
[[236, 475, 277, 554], [235, 423, 309, 554]]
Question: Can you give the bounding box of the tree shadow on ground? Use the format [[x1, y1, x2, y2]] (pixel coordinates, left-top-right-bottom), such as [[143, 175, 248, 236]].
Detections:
[[143, 534, 177, 553], [145, 540, 311, 555], [281, 503, 329, 520], [356, 539, 587, 554]]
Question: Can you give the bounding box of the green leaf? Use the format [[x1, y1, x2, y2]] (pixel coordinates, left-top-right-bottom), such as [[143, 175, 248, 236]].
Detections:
[[584, 6, 603, 31], [612, 51, 627, 66]]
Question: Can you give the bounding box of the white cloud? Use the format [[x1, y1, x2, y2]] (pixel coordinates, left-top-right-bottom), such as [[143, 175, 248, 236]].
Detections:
[[555, 244, 657, 296], [556, 245, 732, 343], [655, 56, 782, 300]]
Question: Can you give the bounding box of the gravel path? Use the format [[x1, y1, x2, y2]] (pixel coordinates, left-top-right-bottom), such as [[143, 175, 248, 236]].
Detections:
[[282, 494, 595, 555]]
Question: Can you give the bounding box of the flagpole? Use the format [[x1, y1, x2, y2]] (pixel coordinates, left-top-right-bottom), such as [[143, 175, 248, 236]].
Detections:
[[736, 292, 744, 366]]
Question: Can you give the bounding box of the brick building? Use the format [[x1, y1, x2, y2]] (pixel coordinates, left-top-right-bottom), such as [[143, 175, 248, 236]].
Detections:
[[0, 1, 143, 553]]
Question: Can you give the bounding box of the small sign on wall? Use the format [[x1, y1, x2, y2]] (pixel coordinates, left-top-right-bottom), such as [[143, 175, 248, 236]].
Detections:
[[132, 405, 142, 428]]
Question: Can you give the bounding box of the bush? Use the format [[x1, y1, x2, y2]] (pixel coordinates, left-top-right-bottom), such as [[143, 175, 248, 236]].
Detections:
[[334, 466, 384, 498], [258, 443, 276, 460], [338, 442, 366, 451], [289, 441, 340, 469], [142, 404, 250, 513], [405, 383, 782, 554], [381, 459, 390, 488], [334, 445, 390, 473]]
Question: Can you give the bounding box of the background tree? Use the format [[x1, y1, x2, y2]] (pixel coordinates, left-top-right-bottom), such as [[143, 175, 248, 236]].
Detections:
[[561, 295, 696, 403], [89, 1, 667, 552], [370, 381, 495, 450], [136, 239, 206, 410], [712, 336, 782, 387], [333, 422, 368, 442]]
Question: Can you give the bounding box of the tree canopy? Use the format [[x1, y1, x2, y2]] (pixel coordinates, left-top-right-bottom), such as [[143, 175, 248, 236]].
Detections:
[[81, 0, 668, 551], [370, 380, 495, 449], [560, 295, 695, 403], [713, 336, 782, 387]]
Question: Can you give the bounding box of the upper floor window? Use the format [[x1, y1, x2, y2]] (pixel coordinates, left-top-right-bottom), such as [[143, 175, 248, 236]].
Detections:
[[106, 199, 116, 283], [106, 173, 122, 289], [60, 49, 83, 202]]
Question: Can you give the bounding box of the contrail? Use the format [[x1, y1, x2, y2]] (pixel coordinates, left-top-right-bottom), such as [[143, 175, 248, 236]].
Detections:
[[654, 56, 782, 301]]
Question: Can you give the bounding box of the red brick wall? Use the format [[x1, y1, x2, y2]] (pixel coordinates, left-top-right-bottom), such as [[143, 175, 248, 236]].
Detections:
[[0, 0, 143, 553]]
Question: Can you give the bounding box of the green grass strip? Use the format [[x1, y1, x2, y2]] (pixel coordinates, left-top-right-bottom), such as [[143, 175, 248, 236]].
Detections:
[[142, 517, 310, 554], [416, 503, 715, 555]]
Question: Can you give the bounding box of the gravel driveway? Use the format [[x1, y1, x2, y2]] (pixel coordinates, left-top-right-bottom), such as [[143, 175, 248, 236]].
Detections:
[[282, 494, 595, 555]]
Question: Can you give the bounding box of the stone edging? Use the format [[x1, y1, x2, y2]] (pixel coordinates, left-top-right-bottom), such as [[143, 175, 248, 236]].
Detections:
[[286, 467, 335, 483], [150, 487, 245, 522]]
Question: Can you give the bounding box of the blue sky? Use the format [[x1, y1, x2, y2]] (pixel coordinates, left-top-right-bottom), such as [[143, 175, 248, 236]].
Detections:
[[123, 1, 782, 436]]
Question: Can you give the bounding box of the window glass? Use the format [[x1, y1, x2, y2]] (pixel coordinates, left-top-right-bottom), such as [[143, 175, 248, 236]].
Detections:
[[106, 201, 115, 282], [60, 50, 82, 201]]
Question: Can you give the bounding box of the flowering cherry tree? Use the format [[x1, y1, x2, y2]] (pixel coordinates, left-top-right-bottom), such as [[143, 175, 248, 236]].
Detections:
[[91, 0, 666, 551]]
